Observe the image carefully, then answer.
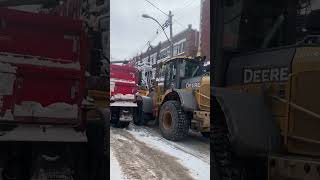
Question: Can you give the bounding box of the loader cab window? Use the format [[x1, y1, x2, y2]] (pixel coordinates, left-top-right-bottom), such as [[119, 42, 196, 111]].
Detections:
[[180, 59, 201, 78], [223, 0, 300, 52], [163, 59, 202, 89], [187, 61, 200, 78], [164, 61, 177, 89]]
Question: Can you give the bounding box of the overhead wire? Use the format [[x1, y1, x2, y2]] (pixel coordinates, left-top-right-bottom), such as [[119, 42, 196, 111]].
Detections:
[[129, 28, 164, 59], [173, 0, 195, 17], [143, 0, 168, 16], [172, 0, 200, 29], [133, 0, 198, 58]]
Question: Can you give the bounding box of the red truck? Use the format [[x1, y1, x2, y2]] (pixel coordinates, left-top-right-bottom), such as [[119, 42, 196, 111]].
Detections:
[[0, 4, 107, 180], [110, 63, 138, 127]]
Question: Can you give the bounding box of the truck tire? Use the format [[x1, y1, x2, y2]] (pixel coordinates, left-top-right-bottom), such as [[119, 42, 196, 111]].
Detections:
[[134, 101, 145, 126], [159, 101, 189, 141]]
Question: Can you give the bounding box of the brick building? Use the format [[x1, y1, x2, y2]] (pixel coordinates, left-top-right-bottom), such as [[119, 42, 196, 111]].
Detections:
[[133, 25, 199, 87], [199, 0, 210, 62]]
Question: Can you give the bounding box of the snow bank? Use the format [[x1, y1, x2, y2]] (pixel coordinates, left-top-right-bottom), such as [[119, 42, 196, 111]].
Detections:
[[110, 101, 137, 107], [110, 78, 135, 84], [129, 126, 210, 180], [14, 102, 78, 119], [111, 94, 135, 101], [0, 53, 80, 70], [110, 148, 126, 180]]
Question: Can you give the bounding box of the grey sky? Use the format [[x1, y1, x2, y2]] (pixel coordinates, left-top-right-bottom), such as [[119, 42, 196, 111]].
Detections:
[[110, 0, 201, 61]]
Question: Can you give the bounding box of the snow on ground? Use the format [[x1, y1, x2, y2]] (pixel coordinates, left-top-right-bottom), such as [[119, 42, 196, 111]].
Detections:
[[127, 124, 210, 180], [110, 148, 126, 180]]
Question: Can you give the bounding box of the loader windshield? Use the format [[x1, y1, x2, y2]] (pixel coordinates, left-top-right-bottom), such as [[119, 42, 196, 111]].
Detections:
[[183, 60, 200, 78], [223, 0, 320, 52]]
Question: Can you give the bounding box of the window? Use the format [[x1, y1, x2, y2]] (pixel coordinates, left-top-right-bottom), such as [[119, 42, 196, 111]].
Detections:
[[181, 42, 185, 53], [184, 60, 200, 78]]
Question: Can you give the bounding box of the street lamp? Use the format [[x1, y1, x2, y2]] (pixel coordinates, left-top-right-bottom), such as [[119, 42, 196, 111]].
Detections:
[[142, 12, 174, 58], [142, 12, 175, 88]]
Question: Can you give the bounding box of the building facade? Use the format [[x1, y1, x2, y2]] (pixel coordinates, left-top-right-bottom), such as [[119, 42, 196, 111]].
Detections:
[[132, 25, 199, 87], [199, 0, 210, 62]]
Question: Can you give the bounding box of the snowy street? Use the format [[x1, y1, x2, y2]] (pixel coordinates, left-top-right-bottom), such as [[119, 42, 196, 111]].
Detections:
[[110, 124, 210, 180]]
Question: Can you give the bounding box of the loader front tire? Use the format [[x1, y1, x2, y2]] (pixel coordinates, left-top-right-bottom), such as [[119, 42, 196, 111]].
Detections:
[[159, 101, 189, 141]]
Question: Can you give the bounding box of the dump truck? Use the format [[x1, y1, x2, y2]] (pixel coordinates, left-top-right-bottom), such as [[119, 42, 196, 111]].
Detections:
[[110, 63, 138, 128], [136, 56, 210, 140], [212, 0, 320, 180], [0, 1, 108, 179]]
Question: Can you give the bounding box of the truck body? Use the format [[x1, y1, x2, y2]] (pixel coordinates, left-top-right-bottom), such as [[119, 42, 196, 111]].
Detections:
[[110, 63, 138, 127], [0, 8, 86, 127], [0, 1, 108, 179]]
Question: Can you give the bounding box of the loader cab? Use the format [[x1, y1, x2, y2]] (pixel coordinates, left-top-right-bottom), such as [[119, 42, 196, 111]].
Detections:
[[162, 57, 203, 91]]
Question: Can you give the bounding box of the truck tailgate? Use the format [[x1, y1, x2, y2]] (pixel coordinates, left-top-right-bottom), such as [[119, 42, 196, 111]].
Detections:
[[0, 8, 86, 125]]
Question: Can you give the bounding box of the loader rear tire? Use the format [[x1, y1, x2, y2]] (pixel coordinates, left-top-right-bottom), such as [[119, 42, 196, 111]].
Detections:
[[212, 100, 267, 180], [159, 101, 189, 141]]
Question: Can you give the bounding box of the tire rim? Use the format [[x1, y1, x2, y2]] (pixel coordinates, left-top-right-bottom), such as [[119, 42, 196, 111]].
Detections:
[[163, 111, 172, 129]]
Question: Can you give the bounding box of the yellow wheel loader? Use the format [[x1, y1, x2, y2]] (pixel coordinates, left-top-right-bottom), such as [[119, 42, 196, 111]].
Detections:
[[212, 0, 320, 180], [136, 56, 210, 140]]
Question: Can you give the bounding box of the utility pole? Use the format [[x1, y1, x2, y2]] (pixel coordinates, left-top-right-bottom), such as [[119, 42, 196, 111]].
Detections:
[[169, 11, 174, 58], [142, 11, 175, 86]]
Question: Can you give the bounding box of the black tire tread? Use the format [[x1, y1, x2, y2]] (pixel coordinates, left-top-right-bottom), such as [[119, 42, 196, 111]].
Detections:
[[133, 101, 145, 126], [212, 103, 242, 180], [159, 100, 189, 141]]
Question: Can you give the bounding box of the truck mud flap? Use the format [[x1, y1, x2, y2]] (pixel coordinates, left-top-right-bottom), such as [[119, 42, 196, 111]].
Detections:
[[212, 87, 281, 156]]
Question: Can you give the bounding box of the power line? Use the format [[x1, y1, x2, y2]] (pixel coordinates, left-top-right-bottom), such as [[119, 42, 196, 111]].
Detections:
[[143, 0, 188, 32], [143, 0, 168, 16], [129, 26, 165, 60], [174, 4, 201, 30], [173, 19, 185, 28], [174, 1, 199, 22], [172, 0, 200, 29], [135, 0, 197, 58], [173, 0, 195, 16]]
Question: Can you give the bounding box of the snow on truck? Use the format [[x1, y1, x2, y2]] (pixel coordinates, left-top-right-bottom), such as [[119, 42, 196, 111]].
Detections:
[[0, 1, 108, 180], [110, 63, 138, 127]]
